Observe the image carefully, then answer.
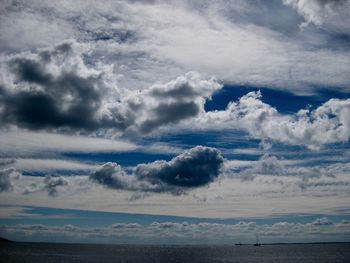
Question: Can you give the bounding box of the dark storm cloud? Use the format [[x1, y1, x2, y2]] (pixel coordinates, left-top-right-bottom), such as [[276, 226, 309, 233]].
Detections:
[[135, 146, 224, 188], [139, 101, 200, 134], [90, 146, 225, 195], [130, 72, 220, 134], [150, 82, 202, 99], [138, 80, 208, 133], [0, 41, 221, 134], [89, 162, 134, 190], [0, 46, 101, 130], [0, 42, 104, 131]]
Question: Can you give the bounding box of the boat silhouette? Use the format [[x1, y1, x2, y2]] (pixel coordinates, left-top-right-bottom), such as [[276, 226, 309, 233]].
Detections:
[[253, 233, 261, 246]]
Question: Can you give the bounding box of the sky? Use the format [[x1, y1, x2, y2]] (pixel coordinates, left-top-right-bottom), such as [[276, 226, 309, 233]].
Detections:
[[0, 0, 350, 244]]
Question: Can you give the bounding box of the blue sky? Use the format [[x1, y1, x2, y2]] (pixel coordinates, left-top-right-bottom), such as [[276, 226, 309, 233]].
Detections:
[[0, 0, 350, 244]]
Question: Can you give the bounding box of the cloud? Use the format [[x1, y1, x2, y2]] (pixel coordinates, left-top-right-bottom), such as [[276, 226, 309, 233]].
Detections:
[[1, 217, 349, 244], [227, 154, 285, 181], [105, 71, 221, 135], [311, 217, 333, 225], [0, 131, 136, 157], [202, 91, 350, 149], [283, 0, 350, 30], [21, 174, 70, 197], [1, 2, 349, 139], [11, 158, 98, 172], [3, 168, 350, 218], [0, 167, 21, 192], [2, 0, 350, 95], [134, 146, 224, 188], [90, 146, 224, 194], [90, 162, 137, 190], [0, 41, 112, 131], [111, 223, 142, 229], [43, 175, 69, 197], [0, 0, 75, 52], [0, 40, 220, 134]]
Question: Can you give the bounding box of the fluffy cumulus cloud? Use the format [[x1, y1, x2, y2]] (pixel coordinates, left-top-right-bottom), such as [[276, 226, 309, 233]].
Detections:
[[90, 146, 224, 194], [108, 72, 221, 135], [1, 38, 348, 149], [90, 162, 138, 190], [43, 175, 69, 197], [21, 174, 70, 197], [202, 91, 350, 149], [0, 40, 220, 135], [135, 146, 224, 188], [0, 40, 112, 131], [0, 167, 21, 192], [0, 0, 349, 146]]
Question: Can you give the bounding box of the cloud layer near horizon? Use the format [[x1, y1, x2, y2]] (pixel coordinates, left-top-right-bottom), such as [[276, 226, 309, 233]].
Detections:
[[1, 217, 349, 244]]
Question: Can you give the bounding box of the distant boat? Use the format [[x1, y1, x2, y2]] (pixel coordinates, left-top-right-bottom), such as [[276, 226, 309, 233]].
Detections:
[[253, 233, 261, 246], [235, 242, 243, 246]]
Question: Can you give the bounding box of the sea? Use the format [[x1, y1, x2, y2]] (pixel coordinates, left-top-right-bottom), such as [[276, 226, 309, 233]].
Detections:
[[1, 242, 349, 263]]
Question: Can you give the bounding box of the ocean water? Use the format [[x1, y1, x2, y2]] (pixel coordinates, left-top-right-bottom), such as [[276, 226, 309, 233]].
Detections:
[[1, 243, 349, 263]]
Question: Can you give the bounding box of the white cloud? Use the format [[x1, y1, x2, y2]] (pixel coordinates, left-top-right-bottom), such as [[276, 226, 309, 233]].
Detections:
[[201, 91, 350, 149], [311, 216, 333, 225], [2, 162, 349, 218], [1, 217, 349, 243], [7, 158, 98, 172], [0, 167, 21, 192], [0, 1, 75, 52], [43, 175, 69, 197], [107, 72, 221, 135], [1, 0, 349, 91], [0, 131, 136, 156]]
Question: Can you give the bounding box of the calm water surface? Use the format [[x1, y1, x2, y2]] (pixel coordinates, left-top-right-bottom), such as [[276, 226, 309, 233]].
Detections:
[[1, 243, 349, 263]]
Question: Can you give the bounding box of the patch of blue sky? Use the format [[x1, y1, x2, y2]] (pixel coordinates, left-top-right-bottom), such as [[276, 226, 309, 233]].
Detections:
[[60, 133, 350, 167], [62, 130, 262, 165], [317, 30, 350, 50], [205, 85, 350, 114], [42, 85, 349, 169], [267, 141, 350, 163], [22, 171, 90, 177], [147, 130, 260, 152]]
